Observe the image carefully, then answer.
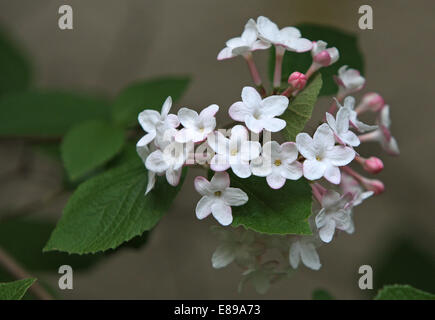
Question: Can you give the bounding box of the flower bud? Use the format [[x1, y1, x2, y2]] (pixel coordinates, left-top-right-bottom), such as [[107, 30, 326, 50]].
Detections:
[[363, 157, 384, 174], [313, 50, 331, 67], [288, 72, 307, 90], [357, 93, 385, 113], [361, 178, 385, 195]]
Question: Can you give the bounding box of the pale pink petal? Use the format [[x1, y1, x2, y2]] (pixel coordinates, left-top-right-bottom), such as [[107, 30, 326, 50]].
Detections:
[[196, 196, 213, 219], [324, 165, 341, 184], [280, 142, 299, 162], [296, 133, 316, 159], [177, 108, 198, 128], [231, 162, 252, 178], [194, 176, 212, 196], [211, 202, 233, 226], [199, 104, 219, 119], [166, 114, 180, 128], [160, 96, 172, 117], [303, 159, 326, 180], [210, 171, 231, 189], [138, 109, 160, 133], [280, 161, 303, 180], [266, 173, 286, 189], [241, 86, 262, 108], [210, 154, 231, 172]]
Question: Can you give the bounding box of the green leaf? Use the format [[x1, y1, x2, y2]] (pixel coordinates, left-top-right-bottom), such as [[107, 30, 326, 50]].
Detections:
[[230, 173, 313, 235], [375, 285, 435, 300], [269, 24, 364, 96], [282, 74, 322, 141], [111, 76, 190, 127], [0, 90, 110, 137], [0, 278, 36, 300], [44, 159, 186, 254], [61, 120, 125, 181], [0, 219, 103, 271], [312, 289, 334, 300], [0, 29, 32, 96]]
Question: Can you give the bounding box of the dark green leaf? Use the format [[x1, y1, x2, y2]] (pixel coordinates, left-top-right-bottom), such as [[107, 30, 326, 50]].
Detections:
[[61, 120, 125, 181], [0, 90, 110, 137], [111, 76, 190, 127], [375, 285, 435, 300], [0, 29, 32, 96], [230, 173, 313, 235], [269, 24, 364, 96], [282, 74, 322, 141], [44, 158, 186, 254], [0, 278, 36, 300], [312, 289, 334, 300]]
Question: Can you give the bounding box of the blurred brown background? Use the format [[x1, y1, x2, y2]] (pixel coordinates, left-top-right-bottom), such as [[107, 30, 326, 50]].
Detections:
[[0, 0, 434, 299]]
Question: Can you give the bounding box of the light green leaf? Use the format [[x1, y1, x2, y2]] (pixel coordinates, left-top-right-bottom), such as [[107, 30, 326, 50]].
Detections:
[[375, 285, 435, 300], [282, 74, 322, 141], [44, 159, 186, 254], [0, 278, 36, 300], [111, 76, 190, 127], [0, 90, 110, 137], [230, 174, 313, 235], [269, 24, 364, 96], [61, 120, 125, 181], [0, 29, 32, 96]]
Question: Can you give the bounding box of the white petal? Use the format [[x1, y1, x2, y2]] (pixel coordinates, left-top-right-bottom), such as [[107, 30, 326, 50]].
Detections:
[[136, 132, 156, 148], [241, 27, 257, 45], [266, 173, 286, 189], [212, 245, 235, 269], [261, 95, 289, 116], [319, 219, 336, 243], [289, 242, 301, 269], [210, 171, 231, 190], [166, 114, 180, 128], [226, 37, 246, 48], [207, 131, 229, 155], [145, 150, 168, 173], [261, 118, 286, 132], [240, 141, 261, 161], [325, 146, 355, 166], [138, 109, 160, 133], [241, 86, 262, 108], [296, 133, 316, 159], [300, 242, 321, 270], [223, 187, 248, 206], [210, 154, 231, 172], [230, 124, 249, 142], [250, 156, 272, 177], [177, 107, 198, 128], [336, 107, 350, 133], [256, 16, 279, 42], [229, 101, 252, 122], [231, 162, 252, 178], [136, 142, 150, 164], [313, 123, 335, 149], [160, 96, 172, 118], [145, 171, 156, 195], [303, 159, 326, 180], [211, 202, 233, 226], [166, 168, 182, 186], [217, 47, 235, 60], [251, 40, 271, 51], [196, 196, 213, 219], [174, 128, 195, 143], [285, 37, 313, 52], [279, 26, 301, 39], [280, 161, 303, 180], [325, 112, 337, 131], [199, 104, 219, 119], [280, 142, 299, 162], [245, 115, 264, 134], [341, 131, 360, 147], [194, 176, 212, 196], [324, 165, 341, 184]]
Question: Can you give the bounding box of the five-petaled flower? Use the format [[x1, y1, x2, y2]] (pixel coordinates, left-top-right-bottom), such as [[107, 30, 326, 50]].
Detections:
[[296, 123, 355, 184], [335, 65, 365, 97], [208, 125, 261, 178], [315, 190, 354, 243], [194, 172, 248, 226], [326, 104, 360, 147], [229, 86, 288, 134], [250, 141, 302, 189], [175, 104, 219, 143], [218, 19, 270, 60], [336, 96, 378, 133]]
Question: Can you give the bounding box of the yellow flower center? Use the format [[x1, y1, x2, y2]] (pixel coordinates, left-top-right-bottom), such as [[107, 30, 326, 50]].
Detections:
[[316, 155, 322, 161], [274, 159, 282, 166], [230, 149, 238, 156], [214, 191, 222, 197]]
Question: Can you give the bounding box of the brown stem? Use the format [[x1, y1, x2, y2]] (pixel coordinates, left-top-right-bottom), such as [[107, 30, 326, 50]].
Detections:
[[0, 247, 53, 300]]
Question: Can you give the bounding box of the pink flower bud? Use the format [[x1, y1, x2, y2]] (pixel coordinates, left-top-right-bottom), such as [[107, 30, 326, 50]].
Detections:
[[313, 50, 332, 67], [362, 178, 385, 195], [358, 93, 385, 113], [288, 72, 307, 90], [363, 157, 384, 174]]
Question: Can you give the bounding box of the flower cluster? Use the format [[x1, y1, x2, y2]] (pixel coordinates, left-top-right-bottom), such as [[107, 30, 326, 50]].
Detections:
[[136, 16, 399, 293]]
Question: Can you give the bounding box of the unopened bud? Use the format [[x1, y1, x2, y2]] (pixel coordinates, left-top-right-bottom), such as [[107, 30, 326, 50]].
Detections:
[[362, 178, 385, 195], [363, 157, 384, 174], [288, 72, 307, 90], [357, 93, 385, 114]]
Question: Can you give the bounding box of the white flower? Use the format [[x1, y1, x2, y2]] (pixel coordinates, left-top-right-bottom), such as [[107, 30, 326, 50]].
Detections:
[[207, 125, 261, 178], [137, 142, 158, 195], [137, 96, 180, 148], [145, 138, 191, 187], [315, 190, 354, 243], [256, 16, 312, 52], [358, 105, 400, 155], [229, 87, 288, 134], [335, 65, 365, 96], [194, 172, 248, 226], [326, 105, 360, 147], [311, 40, 339, 67], [340, 172, 373, 207], [336, 96, 378, 133], [175, 104, 219, 143], [289, 237, 321, 270], [296, 124, 355, 184], [218, 19, 270, 60], [250, 141, 302, 189], [211, 228, 259, 269]]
